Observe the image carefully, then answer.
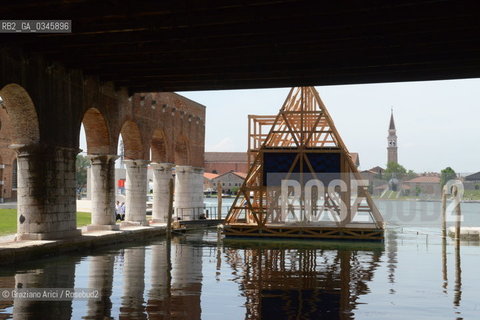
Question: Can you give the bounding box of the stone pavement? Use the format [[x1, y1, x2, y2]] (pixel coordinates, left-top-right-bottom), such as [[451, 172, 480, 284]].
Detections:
[[0, 223, 167, 266], [0, 201, 17, 209]]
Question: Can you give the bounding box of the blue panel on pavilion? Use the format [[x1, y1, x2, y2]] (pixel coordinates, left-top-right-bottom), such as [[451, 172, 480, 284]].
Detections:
[[263, 152, 340, 186]]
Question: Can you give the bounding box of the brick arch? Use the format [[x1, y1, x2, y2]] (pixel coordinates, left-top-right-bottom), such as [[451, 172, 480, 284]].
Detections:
[[0, 83, 40, 145], [150, 128, 168, 163], [174, 135, 190, 165], [82, 108, 110, 155], [119, 120, 144, 160]]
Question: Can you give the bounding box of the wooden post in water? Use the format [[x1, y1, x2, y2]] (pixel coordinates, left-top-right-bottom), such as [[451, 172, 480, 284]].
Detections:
[[217, 183, 222, 220], [454, 235, 462, 306], [216, 228, 222, 273], [442, 236, 448, 292], [165, 225, 172, 315], [441, 185, 447, 238], [453, 183, 462, 306], [167, 178, 174, 234], [453, 185, 461, 243]]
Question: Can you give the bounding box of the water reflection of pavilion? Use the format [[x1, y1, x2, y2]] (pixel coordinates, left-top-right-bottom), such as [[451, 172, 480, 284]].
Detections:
[[226, 244, 383, 320]]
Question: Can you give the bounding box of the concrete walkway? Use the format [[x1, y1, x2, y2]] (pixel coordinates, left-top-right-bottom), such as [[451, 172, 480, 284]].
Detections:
[[0, 234, 15, 243], [0, 201, 17, 209], [76, 199, 92, 213], [0, 223, 167, 266], [77, 198, 125, 213]]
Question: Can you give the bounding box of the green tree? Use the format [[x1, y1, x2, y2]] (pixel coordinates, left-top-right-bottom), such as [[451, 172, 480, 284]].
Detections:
[[440, 167, 457, 187], [76, 154, 90, 193], [406, 170, 417, 180], [230, 186, 240, 195], [415, 185, 422, 196], [384, 162, 407, 181]]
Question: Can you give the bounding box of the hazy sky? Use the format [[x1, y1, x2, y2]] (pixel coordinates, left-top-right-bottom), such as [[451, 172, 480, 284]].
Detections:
[[178, 78, 480, 174]]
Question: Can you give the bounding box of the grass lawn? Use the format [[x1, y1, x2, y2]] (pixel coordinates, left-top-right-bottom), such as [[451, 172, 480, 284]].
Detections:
[[76, 211, 92, 228], [464, 189, 480, 200], [0, 209, 91, 236]]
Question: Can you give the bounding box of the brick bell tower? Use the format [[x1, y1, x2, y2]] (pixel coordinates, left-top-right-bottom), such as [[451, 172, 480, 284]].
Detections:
[[387, 109, 398, 164]]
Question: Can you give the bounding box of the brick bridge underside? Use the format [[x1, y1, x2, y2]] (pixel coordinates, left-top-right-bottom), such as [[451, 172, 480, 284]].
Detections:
[[0, 50, 205, 240]]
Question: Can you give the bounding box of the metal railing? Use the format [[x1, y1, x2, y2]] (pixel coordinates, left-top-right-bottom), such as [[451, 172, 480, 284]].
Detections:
[[174, 206, 230, 221]]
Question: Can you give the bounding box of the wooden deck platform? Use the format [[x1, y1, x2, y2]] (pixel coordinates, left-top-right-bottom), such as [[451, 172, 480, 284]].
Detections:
[[223, 223, 384, 241], [173, 219, 224, 231]]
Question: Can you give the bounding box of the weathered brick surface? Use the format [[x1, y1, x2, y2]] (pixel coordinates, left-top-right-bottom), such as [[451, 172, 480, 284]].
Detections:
[[81, 80, 205, 167], [204, 152, 248, 174], [204, 162, 249, 174], [0, 92, 23, 201]]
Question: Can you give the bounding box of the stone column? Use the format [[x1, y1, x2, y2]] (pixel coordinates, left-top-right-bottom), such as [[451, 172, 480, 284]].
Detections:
[[151, 163, 174, 223], [120, 247, 147, 319], [147, 242, 171, 317], [12, 144, 81, 240], [122, 159, 149, 226], [171, 233, 203, 319], [192, 167, 205, 218], [13, 255, 77, 320], [86, 167, 92, 200], [174, 165, 194, 220], [86, 254, 114, 319], [87, 155, 119, 231]]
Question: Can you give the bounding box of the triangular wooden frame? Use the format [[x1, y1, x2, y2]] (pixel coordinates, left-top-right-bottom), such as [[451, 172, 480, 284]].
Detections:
[[225, 87, 384, 230]]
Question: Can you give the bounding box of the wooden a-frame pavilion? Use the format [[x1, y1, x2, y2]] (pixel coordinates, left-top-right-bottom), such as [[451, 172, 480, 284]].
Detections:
[[223, 87, 384, 241]]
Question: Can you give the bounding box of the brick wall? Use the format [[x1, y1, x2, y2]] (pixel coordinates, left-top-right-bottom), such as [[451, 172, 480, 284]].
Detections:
[[0, 106, 17, 201], [204, 162, 248, 174]]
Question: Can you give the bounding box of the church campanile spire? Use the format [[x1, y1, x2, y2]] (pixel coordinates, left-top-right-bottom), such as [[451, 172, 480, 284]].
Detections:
[[387, 108, 398, 164]]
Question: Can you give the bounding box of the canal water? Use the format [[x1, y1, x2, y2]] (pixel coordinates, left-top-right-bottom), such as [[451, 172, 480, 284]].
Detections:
[[0, 200, 479, 319]]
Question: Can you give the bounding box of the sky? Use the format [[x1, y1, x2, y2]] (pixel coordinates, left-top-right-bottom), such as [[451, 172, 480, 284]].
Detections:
[[79, 78, 480, 173], [177, 78, 480, 174]]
